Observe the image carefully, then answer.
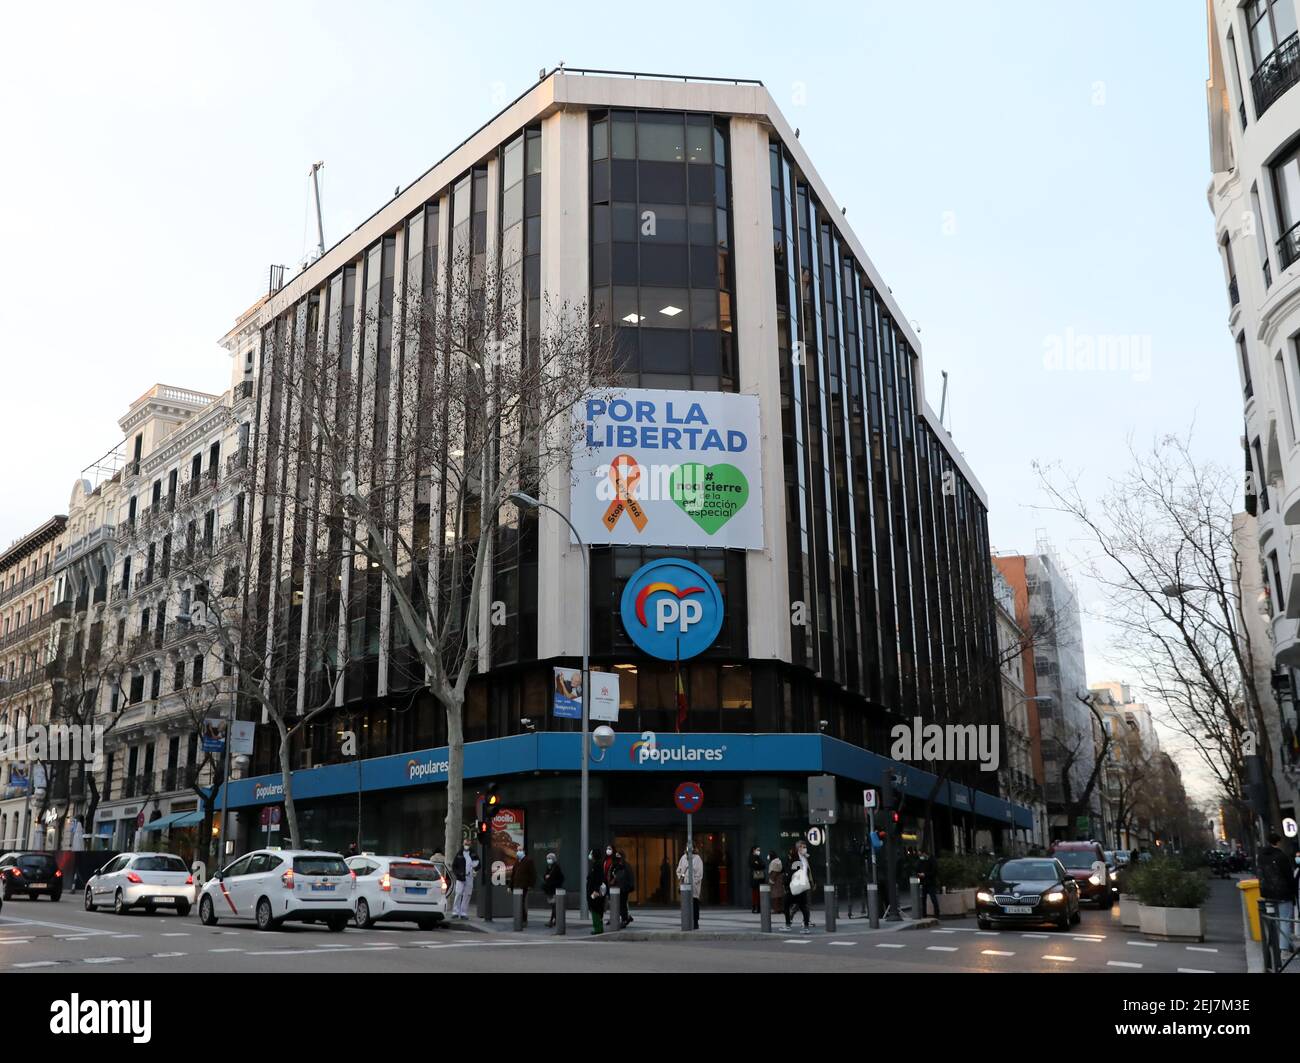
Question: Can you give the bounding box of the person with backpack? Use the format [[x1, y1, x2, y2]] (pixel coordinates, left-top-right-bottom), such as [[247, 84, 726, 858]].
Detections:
[[783, 842, 814, 932], [1258, 832, 1296, 952]]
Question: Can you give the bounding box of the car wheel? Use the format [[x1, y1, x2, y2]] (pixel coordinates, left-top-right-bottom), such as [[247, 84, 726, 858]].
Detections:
[[326, 916, 348, 933], [1057, 911, 1071, 931], [199, 895, 218, 926], [113, 889, 128, 915], [977, 916, 992, 930], [1070, 908, 1081, 925], [355, 898, 373, 929], [417, 917, 438, 931], [255, 897, 276, 931], [176, 901, 191, 917], [49, 891, 61, 903], [84, 888, 96, 912]]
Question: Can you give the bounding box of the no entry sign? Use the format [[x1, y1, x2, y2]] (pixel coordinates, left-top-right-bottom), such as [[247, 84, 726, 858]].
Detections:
[[674, 781, 704, 814]]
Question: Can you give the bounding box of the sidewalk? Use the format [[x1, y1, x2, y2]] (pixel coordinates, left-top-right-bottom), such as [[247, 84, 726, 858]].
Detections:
[[447, 902, 936, 941]]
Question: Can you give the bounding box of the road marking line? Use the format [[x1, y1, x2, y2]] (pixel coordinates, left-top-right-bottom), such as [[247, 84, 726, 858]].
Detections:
[[981, 949, 1015, 957], [875, 943, 906, 949], [1177, 967, 1214, 973], [1076, 935, 1106, 942], [974, 931, 999, 936], [1127, 941, 1157, 948], [1107, 960, 1143, 969], [0, 938, 33, 944], [1042, 955, 1076, 963], [929, 929, 956, 934], [0, 917, 113, 936], [83, 957, 124, 964], [828, 941, 857, 947], [13, 961, 59, 968], [927, 946, 959, 952], [161, 933, 190, 938], [110, 934, 140, 939], [315, 943, 352, 948], [1021, 933, 1050, 939], [208, 948, 243, 953], [783, 939, 813, 945], [151, 952, 187, 958], [1185, 946, 1218, 953]]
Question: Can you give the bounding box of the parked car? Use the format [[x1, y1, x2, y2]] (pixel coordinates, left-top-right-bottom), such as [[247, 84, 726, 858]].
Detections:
[[346, 854, 450, 930], [198, 849, 354, 932], [975, 857, 1081, 931], [84, 852, 193, 915], [1049, 841, 1114, 907], [0, 852, 63, 901]]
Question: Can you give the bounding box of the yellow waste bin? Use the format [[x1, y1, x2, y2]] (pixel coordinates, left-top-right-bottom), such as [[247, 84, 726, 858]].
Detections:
[[1238, 878, 1261, 941]]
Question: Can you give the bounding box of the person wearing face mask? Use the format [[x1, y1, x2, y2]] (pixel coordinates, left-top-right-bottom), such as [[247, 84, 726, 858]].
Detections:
[[749, 846, 767, 913], [542, 853, 565, 928], [509, 845, 537, 927], [451, 839, 478, 921], [783, 843, 813, 932], [602, 845, 616, 890], [611, 849, 635, 928], [586, 849, 608, 935], [675, 844, 704, 929]]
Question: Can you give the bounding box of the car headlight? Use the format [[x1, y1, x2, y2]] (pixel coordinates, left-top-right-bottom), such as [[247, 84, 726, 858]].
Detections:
[[1045, 890, 1066, 903], [976, 890, 993, 903], [1108, 870, 1117, 881]]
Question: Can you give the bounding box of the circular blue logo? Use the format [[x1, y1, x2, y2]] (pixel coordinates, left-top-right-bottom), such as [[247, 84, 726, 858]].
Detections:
[[620, 558, 724, 661]]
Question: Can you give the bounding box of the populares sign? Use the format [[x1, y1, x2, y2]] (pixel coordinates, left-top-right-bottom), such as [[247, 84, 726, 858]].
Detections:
[[571, 389, 763, 549]]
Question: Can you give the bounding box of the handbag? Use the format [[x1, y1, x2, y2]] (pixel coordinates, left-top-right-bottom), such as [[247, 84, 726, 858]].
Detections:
[[790, 865, 809, 896]]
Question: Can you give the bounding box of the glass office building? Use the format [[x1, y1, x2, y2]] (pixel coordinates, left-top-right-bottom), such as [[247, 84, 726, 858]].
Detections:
[[221, 72, 1025, 906]]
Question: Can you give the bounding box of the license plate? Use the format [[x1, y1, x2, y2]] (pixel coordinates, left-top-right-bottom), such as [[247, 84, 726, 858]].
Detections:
[[1002, 905, 1033, 914], [30, 882, 48, 890], [405, 886, 427, 895], [311, 883, 335, 892]]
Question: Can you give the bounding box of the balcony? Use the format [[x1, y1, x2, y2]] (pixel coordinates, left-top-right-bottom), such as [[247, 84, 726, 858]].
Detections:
[[114, 521, 135, 546], [122, 774, 153, 800], [226, 447, 249, 476], [1277, 219, 1300, 272], [219, 522, 244, 551], [133, 568, 158, 595], [1250, 32, 1300, 119], [1229, 274, 1240, 307], [234, 379, 254, 403], [0, 563, 53, 608]]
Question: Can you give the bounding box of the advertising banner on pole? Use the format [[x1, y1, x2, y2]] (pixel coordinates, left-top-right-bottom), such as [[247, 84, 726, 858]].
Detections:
[[589, 671, 620, 723], [202, 718, 227, 754], [570, 389, 763, 549], [554, 667, 619, 722], [490, 808, 526, 869]]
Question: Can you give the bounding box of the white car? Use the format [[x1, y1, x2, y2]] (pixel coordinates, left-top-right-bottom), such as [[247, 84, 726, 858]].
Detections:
[[198, 849, 354, 932], [346, 854, 450, 930], [85, 852, 194, 916]]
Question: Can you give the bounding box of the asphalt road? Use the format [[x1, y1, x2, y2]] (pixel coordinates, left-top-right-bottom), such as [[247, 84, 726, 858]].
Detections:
[[0, 894, 1247, 973]]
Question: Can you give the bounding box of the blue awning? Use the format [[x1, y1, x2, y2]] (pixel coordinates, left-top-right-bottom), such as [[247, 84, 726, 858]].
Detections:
[[139, 810, 204, 832]]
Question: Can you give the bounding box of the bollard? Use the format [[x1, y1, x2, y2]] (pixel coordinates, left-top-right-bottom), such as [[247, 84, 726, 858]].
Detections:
[[909, 876, 922, 920], [609, 887, 621, 930], [681, 885, 694, 931], [867, 882, 880, 928], [825, 884, 837, 933], [554, 888, 567, 936], [1260, 899, 1281, 973], [760, 883, 772, 933], [512, 888, 524, 932]]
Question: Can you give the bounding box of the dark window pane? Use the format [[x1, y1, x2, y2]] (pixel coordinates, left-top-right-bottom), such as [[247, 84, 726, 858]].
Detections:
[[612, 112, 636, 158], [612, 202, 638, 242], [592, 205, 610, 245], [613, 286, 640, 325], [592, 120, 609, 162], [591, 242, 610, 285], [612, 242, 639, 284], [612, 159, 638, 201], [690, 290, 718, 330], [591, 160, 610, 204], [638, 113, 686, 161], [614, 327, 640, 373], [641, 373, 692, 390], [690, 245, 718, 287], [686, 115, 712, 164], [641, 287, 688, 327], [524, 174, 541, 217], [640, 329, 691, 374], [689, 205, 714, 245], [639, 161, 686, 202], [692, 329, 721, 374], [689, 164, 714, 204], [640, 243, 689, 285]]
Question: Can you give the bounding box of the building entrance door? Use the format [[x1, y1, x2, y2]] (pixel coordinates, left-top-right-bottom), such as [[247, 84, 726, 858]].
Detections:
[[613, 829, 733, 907]]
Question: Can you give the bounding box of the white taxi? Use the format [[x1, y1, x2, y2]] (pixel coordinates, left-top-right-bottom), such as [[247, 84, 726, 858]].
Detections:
[[198, 849, 354, 932], [85, 852, 194, 915], [346, 854, 450, 930]]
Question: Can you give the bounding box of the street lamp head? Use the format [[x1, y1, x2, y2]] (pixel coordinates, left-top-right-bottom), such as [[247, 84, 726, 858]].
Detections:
[[592, 725, 616, 750], [510, 491, 541, 510]]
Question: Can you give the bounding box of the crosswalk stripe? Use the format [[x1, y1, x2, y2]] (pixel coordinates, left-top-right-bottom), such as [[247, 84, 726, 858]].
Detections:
[[1185, 946, 1218, 953], [1043, 955, 1076, 962], [927, 946, 958, 952], [828, 941, 857, 947], [1127, 941, 1157, 948], [1107, 960, 1142, 968], [1177, 967, 1214, 973], [13, 960, 59, 968], [875, 942, 906, 949], [981, 949, 1015, 956]]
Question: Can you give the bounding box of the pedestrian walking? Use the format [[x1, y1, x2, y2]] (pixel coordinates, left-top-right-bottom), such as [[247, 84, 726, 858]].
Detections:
[[543, 853, 565, 928], [611, 849, 636, 928], [451, 838, 478, 920], [767, 850, 784, 916], [602, 845, 616, 888], [676, 845, 704, 929], [587, 849, 608, 935], [510, 847, 537, 927], [1258, 832, 1296, 952], [749, 846, 767, 913], [916, 848, 940, 918], [783, 842, 813, 932]]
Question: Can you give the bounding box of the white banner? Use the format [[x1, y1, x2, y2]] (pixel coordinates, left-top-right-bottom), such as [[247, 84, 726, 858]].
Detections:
[[571, 389, 763, 549], [590, 671, 620, 723]]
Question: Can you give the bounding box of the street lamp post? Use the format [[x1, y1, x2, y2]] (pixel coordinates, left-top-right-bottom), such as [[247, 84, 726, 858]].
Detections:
[[511, 492, 591, 920]]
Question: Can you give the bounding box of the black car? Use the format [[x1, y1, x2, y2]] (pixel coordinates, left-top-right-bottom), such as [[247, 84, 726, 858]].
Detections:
[[975, 856, 1080, 931], [0, 852, 64, 901]]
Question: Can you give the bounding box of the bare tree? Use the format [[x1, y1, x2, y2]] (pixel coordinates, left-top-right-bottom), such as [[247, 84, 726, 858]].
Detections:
[[1035, 431, 1284, 843], [248, 247, 617, 858]]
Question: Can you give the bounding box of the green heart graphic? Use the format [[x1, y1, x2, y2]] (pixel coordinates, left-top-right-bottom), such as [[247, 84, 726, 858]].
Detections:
[[670, 463, 750, 535]]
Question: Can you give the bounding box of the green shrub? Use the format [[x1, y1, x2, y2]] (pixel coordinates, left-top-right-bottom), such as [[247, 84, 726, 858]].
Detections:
[[1130, 859, 1208, 909], [936, 852, 997, 889]]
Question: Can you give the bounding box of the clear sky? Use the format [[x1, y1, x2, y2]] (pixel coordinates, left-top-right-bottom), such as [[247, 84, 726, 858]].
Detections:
[[0, 2, 1230, 792]]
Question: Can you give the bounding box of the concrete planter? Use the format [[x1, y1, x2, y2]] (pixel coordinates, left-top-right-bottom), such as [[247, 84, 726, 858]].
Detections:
[[1138, 904, 1205, 942], [937, 891, 967, 917], [1119, 895, 1141, 928]]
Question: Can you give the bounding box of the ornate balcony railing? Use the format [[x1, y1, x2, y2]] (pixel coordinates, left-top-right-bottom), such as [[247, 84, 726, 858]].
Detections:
[[1251, 32, 1300, 119], [1277, 218, 1300, 272]]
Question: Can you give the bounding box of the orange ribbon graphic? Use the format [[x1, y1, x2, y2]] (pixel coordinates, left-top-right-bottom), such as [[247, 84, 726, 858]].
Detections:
[[602, 453, 648, 533]]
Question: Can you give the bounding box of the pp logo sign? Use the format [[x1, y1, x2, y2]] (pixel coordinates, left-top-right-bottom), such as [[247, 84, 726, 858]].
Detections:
[[619, 558, 724, 661]]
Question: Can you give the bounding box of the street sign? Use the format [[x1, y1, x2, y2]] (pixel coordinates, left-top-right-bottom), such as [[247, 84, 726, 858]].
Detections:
[[863, 788, 878, 809], [808, 774, 837, 825], [674, 781, 704, 814], [136, 810, 145, 829], [806, 827, 824, 847], [1284, 816, 1298, 839]]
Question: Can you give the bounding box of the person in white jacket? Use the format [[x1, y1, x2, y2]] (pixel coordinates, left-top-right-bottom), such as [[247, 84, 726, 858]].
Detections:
[[452, 840, 478, 920], [676, 846, 704, 929]]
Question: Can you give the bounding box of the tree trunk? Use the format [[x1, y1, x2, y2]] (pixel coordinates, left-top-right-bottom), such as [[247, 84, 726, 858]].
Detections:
[[276, 718, 300, 849], [443, 696, 465, 860]]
